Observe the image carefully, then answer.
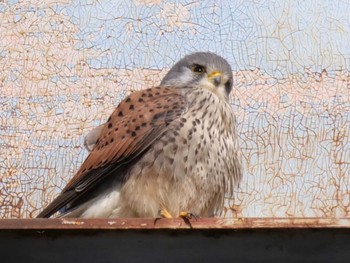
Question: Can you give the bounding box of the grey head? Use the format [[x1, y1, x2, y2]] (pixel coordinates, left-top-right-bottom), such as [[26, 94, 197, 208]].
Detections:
[[160, 52, 233, 100]]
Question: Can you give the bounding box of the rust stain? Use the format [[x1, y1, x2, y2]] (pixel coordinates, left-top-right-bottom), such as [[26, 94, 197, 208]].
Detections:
[[61, 219, 85, 226]]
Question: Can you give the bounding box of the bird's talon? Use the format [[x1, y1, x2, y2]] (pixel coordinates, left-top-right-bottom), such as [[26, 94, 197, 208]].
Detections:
[[179, 211, 198, 220], [158, 209, 173, 218]]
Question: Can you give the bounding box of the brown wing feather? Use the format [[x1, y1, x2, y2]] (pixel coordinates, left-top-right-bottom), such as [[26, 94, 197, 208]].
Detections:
[[37, 87, 188, 218]]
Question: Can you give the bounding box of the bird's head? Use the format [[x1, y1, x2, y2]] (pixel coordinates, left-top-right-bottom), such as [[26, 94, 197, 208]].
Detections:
[[160, 52, 233, 101]]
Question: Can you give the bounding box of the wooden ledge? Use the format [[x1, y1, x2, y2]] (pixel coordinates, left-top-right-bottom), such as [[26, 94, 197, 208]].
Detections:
[[1, 217, 350, 230]]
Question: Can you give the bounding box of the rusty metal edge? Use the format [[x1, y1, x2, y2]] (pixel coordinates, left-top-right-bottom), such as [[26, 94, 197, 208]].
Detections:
[[1, 217, 350, 230]]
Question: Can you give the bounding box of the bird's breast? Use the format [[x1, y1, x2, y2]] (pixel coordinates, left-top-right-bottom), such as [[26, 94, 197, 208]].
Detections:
[[156, 89, 240, 214]]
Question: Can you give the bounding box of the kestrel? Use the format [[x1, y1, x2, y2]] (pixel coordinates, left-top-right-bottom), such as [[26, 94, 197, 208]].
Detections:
[[37, 52, 242, 218]]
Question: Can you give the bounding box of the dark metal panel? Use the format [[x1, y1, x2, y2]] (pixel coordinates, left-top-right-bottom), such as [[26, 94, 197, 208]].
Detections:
[[1, 218, 350, 262], [1, 228, 350, 263]]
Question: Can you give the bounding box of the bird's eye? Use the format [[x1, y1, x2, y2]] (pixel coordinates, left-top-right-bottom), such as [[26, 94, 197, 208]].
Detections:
[[192, 65, 206, 73], [225, 80, 232, 94]]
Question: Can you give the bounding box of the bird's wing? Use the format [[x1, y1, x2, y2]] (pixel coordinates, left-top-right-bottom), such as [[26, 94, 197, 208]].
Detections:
[[37, 87, 187, 218]]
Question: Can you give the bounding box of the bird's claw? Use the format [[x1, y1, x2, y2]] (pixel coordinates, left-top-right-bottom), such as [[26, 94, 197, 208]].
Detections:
[[157, 208, 173, 219], [156, 209, 198, 220], [179, 211, 198, 220]]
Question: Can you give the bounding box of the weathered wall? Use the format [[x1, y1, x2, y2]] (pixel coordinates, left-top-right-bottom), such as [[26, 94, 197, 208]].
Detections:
[[1, 0, 349, 219]]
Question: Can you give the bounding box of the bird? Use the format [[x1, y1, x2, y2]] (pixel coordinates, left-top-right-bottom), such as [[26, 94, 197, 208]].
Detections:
[[37, 52, 242, 219]]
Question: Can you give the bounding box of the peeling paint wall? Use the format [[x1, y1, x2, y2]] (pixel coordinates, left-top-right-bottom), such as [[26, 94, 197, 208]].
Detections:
[[0, 0, 349, 219]]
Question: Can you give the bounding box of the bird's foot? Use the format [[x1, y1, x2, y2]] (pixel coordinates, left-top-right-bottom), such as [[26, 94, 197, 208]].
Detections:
[[157, 208, 173, 219], [155, 209, 198, 220], [154, 209, 197, 227], [154, 208, 173, 225], [178, 211, 198, 220]]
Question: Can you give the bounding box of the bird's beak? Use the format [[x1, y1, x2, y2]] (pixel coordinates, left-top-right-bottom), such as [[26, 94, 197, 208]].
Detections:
[[208, 71, 222, 87]]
